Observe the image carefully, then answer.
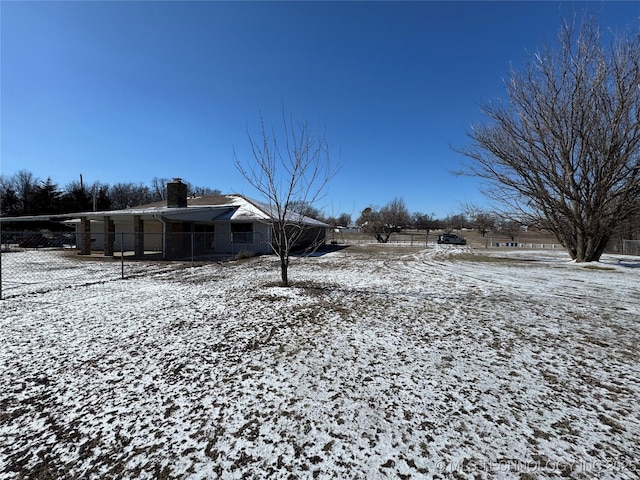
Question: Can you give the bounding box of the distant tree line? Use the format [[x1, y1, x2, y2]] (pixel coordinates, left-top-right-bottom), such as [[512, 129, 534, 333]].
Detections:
[[291, 197, 516, 242], [354, 197, 640, 246], [0, 171, 221, 217]]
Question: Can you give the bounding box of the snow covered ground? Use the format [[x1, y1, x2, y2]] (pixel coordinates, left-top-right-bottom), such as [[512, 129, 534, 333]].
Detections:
[[1, 246, 639, 479]]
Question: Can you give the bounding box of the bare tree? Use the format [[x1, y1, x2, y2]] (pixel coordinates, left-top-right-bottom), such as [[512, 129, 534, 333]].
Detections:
[[336, 212, 352, 228], [109, 182, 153, 209], [3, 170, 39, 215], [288, 200, 326, 222], [441, 213, 467, 233], [234, 111, 336, 286], [458, 15, 640, 262], [495, 217, 522, 242], [189, 184, 221, 197], [412, 211, 437, 243], [323, 212, 352, 235], [0, 174, 20, 215], [357, 207, 385, 242], [463, 206, 497, 238], [358, 197, 410, 243], [151, 177, 169, 201]]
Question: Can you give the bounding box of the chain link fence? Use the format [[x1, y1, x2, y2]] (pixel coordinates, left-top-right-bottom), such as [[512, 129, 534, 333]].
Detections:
[[4, 229, 638, 299], [623, 239, 640, 256], [0, 230, 268, 300]]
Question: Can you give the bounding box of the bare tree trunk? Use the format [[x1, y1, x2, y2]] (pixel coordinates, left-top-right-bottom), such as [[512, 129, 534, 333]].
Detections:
[[280, 253, 289, 286]]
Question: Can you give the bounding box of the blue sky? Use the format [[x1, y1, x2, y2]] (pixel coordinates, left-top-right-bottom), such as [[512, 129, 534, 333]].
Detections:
[[2, 1, 639, 218]]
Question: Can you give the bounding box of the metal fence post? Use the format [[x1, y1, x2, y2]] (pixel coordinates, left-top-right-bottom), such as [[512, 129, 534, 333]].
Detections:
[[121, 232, 124, 279]]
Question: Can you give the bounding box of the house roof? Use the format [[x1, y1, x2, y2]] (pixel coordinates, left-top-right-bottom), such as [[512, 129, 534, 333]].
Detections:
[[61, 194, 328, 227]]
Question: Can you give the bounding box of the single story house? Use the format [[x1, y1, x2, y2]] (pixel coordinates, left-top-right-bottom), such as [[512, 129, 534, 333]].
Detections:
[[65, 179, 328, 259]]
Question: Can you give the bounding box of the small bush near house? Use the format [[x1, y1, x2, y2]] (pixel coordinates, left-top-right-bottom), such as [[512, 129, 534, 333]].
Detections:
[[234, 250, 256, 261]]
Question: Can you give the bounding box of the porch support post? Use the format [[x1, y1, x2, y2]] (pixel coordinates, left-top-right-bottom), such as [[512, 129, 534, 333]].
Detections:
[[104, 216, 115, 256], [134, 215, 144, 257], [80, 217, 91, 255]]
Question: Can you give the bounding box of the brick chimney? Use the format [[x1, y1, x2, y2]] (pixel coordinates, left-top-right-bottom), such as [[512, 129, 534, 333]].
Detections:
[[166, 178, 188, 208]]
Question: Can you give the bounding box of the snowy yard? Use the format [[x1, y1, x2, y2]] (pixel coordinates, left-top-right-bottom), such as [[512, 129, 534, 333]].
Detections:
[[1, 246, 639, 479]]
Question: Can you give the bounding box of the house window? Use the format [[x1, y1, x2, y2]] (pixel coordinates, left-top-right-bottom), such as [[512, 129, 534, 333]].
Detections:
[[231, 223, 253, 243], [193, 224, 215, 251]]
